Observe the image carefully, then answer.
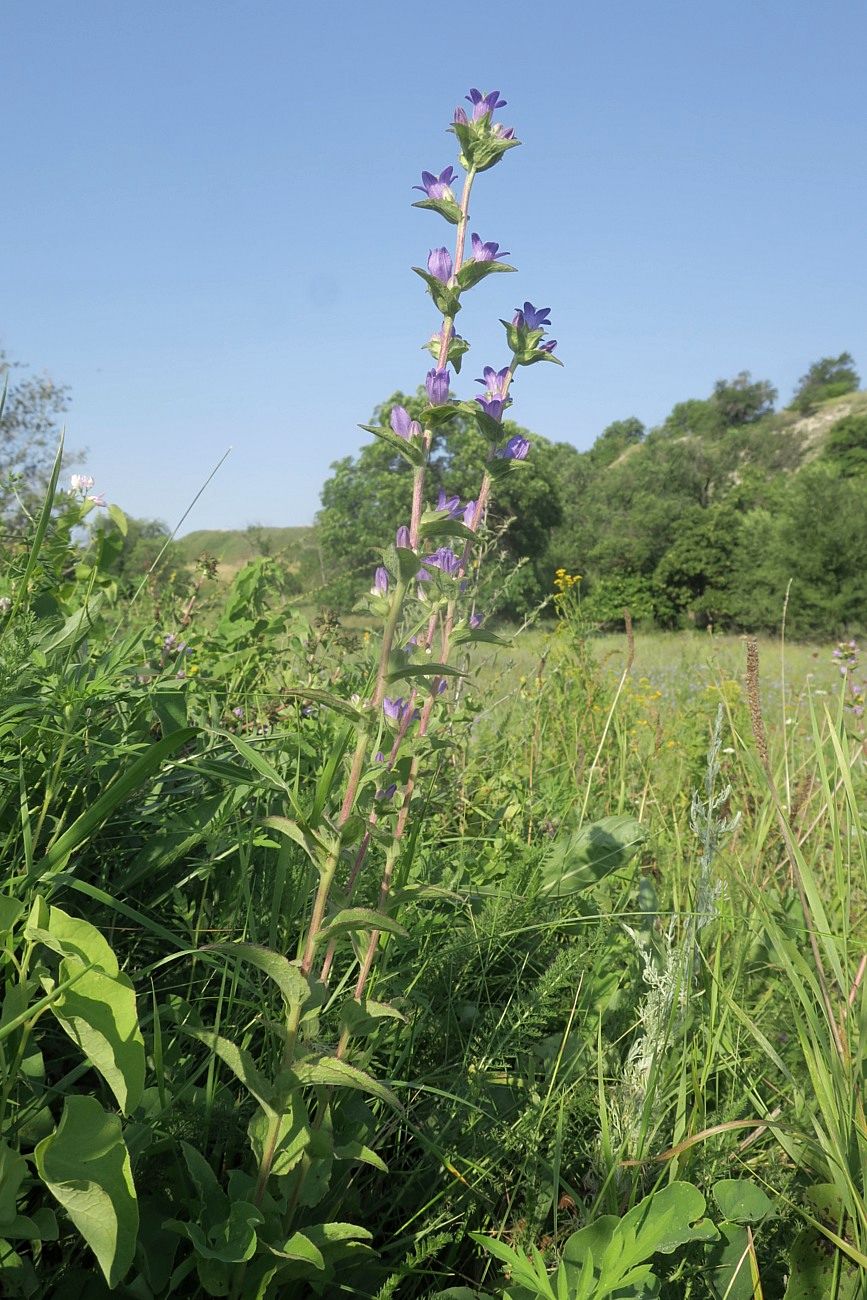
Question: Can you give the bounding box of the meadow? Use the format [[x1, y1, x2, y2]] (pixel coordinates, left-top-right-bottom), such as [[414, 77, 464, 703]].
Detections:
[[2, 88, 866, 1300]]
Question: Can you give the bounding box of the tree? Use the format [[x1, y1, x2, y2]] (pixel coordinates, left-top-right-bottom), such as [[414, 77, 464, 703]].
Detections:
[[711, 371, 777, 427], [0, 349, 75, 507], [824, 412, 867, 476], [791, 353, 859, 413], [588, 417, 645, 467]]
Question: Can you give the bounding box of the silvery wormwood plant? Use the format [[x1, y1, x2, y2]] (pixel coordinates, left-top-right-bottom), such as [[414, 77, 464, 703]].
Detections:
[[180, 88, 561, 1299]]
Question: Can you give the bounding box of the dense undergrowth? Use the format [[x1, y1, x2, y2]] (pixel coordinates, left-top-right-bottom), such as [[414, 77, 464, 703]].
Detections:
[[0, 455, 865, 1298]]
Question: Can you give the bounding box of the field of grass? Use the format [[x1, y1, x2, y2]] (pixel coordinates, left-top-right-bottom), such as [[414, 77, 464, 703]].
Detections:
[[1, 476, 865, 1298]]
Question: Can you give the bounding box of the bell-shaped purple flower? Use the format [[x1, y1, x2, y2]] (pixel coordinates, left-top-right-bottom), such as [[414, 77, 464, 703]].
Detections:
[[427, 247, 454, 284], [372, 566, 389, 597], [396, 525, 411, 549], [436, 488, 461, 519], [425, 368, 451, 407], [476, 395, 506, 422], [496, 435, 531, 461], [453, 105, 469, 125], [469, 611, 483, 629], [493, 123, 515, 140], [425, 546, 460, 575], [465, 88, 507, 121], [383, 697, 405, 722], [477, 365, 510, 398], [513, 302, 552, 331], [470, 232, 509, 263], [463, 499, 478, 529], [390, 405, 422, 440], [414, 167, 458, 200], [376, 782, 398, 802]]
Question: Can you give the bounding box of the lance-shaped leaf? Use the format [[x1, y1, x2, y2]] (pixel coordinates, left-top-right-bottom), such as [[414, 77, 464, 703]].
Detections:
[[456, 259, 516, 292], [177, 1024, 276, 1117], [412, 268, 461, 317], [358, 422, 425, 467], [282, 687, 363, 722], [318, 907, 407, 945], [292, 1056, 402, 1111], [262, 815, 335, 870], [387, 662, 464, 684], [451, 626, 513, 648], [411, 196, 463, 224], [247, 1099, 310, 1177], [35, 1096, 138, 1288], [423, 332, 470, 373], [46, 958, 145, 1113], [203, 942, 312, 1017]]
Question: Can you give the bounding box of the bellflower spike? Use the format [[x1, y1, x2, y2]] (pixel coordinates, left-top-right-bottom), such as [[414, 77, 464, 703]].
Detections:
[[471, 233, 509, 262], [466, 88, 507, 121], [395, 525, 411, 549], [496, 435, 531, 461], [436, 488, 461, 519], [414, 167, 458, 200], [427, 247, 454, 284], [513, 302, 552, 331], [478, 366, 510, 398], [372, 566, 389, 597], [425, 368, 451, 406], [390, 405, 422, 439]]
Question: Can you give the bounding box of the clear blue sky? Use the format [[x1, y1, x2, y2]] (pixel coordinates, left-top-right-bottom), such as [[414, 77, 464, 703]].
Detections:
[[3, 1, 866, 533]]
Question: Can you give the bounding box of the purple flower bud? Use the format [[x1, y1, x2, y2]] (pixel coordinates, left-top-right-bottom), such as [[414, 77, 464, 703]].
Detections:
[[464, 500, 478, 529], [436, 488, 461, 519], [396, 525, 411, 549], [436, 679, 448, 695], [390, 405, 422, 440], [163, 633, 177, 651], [476, 394, 506, 422], [427, 247, 454, 283], [383, 697, 404, 721], [232, 706, 245, 719], [425, 368, 451, 407], [414, 166, 458, 200], [540, 339, 558, 354], [425, 546, 460, 575], [477, 366, 510, 398], [496, 435, 531, 461], [376, 783, 398, 802], [470, 232, 509, 263], [493, 123, 515, 140], [513, 301, 552, 331], [372, 566, 389, 597], [453, 106, 469, 125], [465, 88, 507, 121], [469, 612, 483, 629]]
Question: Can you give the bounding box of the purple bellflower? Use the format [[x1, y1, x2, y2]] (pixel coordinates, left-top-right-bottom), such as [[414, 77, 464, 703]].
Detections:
[[396, 525, 411, 549], [496, 435, 531, 461], [463, 499, 478, 529], [476, 394, 506, 422], [427, 247, 454, 283], [540, 339, 558, 354], [425, 546, 460, 575], [414, 167, 458, 200], [466, 88, 507, 120], [390, 405, 422, 440], [470, 232, 509, 262], [372, 566, 389, 597], [425, 368, 451, 406], [513, 302, 551, 331], [469, 611, 484, 629], [478, 365, 510, 398], [383, 697, 419, 726], [376, 783, 398, 802], [436, 488, 461, 519]]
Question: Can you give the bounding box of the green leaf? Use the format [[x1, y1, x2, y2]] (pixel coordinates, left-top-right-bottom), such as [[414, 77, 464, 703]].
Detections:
[[293, 1056, 402, 1111], [540, 815, 647, 896], [247, 1100, 310, 1177], [411, 196, 463, 225], [412, 267, 462, 317], [26, 901, 119, 975], [28, 729, 197, 881], [38, 595, 104, 654], [359, 422, 425, 466], [318, 907, 407, 944], [35, 1096, 138, 1288], [712, 1178, 776, 1224], [705, 1222, 757, 1300], [340, 997, 408, 1038], [179, 1201, 263, 1264], [47, 957, 145, 1113], [203, 942, 311, 1015], [177, 1024, 276, 1116], [456, 259, 516, 292], [451, 626, 512, 648], [0, 897, 24, 937], [387, 662, 465, 684], [151, 685, 188, 736], [784, 1229, 863, 1299], [423, 331, 470, 374], [0, 1141, 28, 1228], [269, 1230, 325, 1269], [282, 687, 363, 721], [334, 1139, 388, 1172], [262, 815, 332, 869], [108, 503, 128, 536]]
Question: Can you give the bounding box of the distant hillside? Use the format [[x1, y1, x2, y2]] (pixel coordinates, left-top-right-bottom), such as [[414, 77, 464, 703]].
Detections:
[[175, 525, 322, 582]]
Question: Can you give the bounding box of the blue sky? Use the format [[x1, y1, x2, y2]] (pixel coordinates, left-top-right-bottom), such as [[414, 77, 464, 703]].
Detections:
[[3, 1, 866, 533]]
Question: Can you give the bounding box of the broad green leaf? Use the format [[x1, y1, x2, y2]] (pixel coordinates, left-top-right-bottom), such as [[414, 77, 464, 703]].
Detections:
[[412, 267, 462, 317], [0, 896, 23, 937], [35, 1096, 138, 1288], [47, 957, 145, 1113], [784, 1228, 863, 1299], [203, 942, 310, 1014], [247, 1101, 310, 1177], [0, 1141, 28, 1227], [178, 1200, 263, 1263], [26, 901, 118, 975], [334, 1138, 388, 1172], [411, 196, 463, 225], [456, 259, 516, 292], [705, 1222, 757, 1300], [108, 503, 127, 536], [38, 595, 104, 654], [358, 422, 425, 467], [387, 662, 464, 684], [318, 907, 407, 944], [293, 1056, 401, 1111], [269, 1230, 325, 1269], [712, 1178, 776, 1224], [540, 815, 647, 896], [262, 815, 332, 868]]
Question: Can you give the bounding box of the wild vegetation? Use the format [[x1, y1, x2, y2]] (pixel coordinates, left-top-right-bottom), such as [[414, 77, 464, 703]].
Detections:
[[1, 89, 865, 1300]]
